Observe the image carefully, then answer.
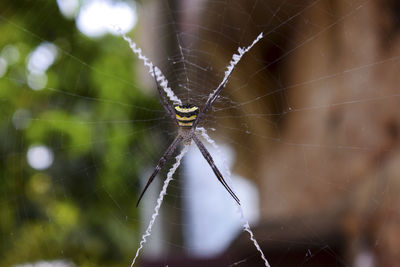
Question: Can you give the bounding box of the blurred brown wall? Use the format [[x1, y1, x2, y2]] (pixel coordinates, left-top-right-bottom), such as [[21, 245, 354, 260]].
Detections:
[[143, 0, 400, 265], [200, 0, 400, 265]]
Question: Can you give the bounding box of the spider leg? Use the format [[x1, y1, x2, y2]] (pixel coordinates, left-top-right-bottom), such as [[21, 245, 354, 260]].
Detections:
[[136, 135, 183, 207], [192, 134, 240, 205], [192, 70, 234, 129], [152, 66, 176, 121]]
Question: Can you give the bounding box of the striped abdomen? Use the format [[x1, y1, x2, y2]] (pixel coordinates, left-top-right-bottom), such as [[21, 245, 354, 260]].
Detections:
[[174, 104, 199, 127]]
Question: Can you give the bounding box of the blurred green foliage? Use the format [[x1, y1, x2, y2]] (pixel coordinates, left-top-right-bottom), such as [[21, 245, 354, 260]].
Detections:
[[0, 1, 160, 266]]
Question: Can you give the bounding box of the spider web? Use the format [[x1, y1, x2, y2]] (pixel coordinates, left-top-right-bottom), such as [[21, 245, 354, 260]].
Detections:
[[1, 0, 399, 266], [121, 30, 268, 266]]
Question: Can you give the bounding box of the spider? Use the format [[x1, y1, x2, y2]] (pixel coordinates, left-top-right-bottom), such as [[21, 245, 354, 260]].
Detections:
[[136, 67, 240, 207]]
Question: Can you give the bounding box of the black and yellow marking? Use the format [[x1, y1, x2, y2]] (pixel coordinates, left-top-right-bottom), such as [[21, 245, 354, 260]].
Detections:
[[174, 104, 199, 127]]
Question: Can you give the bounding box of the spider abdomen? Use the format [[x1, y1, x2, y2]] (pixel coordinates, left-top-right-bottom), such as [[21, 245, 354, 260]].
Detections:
[[174, 104, 199, 127]]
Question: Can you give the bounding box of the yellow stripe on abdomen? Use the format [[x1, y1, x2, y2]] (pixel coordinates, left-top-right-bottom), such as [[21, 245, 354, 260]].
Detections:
[[175, 106, 199, 113], [177, 121, 194, 127], [175, 114, 197, 121]]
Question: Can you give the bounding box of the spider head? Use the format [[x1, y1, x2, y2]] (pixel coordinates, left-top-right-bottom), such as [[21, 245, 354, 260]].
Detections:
[[174, 104, 199, 127]]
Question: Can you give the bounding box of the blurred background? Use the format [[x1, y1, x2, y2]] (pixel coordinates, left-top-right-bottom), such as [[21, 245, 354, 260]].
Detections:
[[1, 1, 156, 266], [2, 0, 400, 266]]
